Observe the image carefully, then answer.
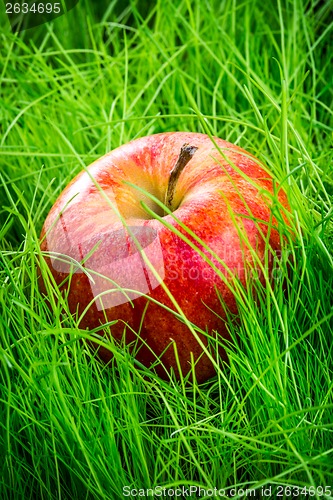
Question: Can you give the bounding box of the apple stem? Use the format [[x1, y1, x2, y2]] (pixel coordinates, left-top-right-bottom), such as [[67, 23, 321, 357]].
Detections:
[[165, 143, 198, 213]]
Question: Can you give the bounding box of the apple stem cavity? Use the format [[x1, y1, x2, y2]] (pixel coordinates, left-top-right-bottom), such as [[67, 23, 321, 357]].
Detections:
[[165, 143, 198, 213]]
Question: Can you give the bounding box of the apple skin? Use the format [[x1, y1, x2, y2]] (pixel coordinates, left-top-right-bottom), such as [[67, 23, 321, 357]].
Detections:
[[39, 132, 290, 382]]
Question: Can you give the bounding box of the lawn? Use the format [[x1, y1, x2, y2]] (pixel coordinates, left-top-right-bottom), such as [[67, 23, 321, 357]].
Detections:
[[1, 0, 333, 498]]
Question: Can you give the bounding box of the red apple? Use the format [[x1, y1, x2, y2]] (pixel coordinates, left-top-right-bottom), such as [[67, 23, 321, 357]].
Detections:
[[39, 132, 290, 382]]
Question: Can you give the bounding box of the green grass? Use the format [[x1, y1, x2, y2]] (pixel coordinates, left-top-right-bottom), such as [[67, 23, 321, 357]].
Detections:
[[1, 0, 333, 498]]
